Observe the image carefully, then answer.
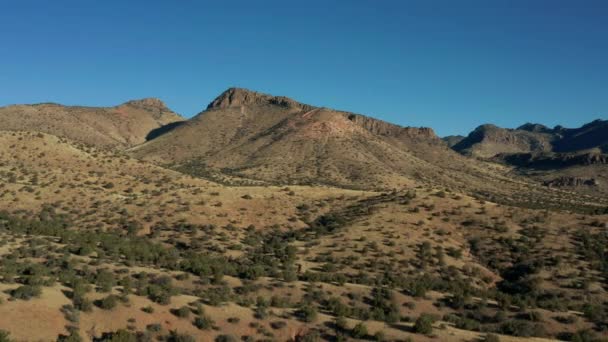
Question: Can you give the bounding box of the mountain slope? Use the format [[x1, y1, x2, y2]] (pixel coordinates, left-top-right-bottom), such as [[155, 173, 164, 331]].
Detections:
[[131, 88, 607, 211], [0, 98, 183, 148]]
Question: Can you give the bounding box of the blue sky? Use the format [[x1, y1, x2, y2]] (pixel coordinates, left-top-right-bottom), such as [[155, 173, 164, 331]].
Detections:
[[0, 0, 606, 136]]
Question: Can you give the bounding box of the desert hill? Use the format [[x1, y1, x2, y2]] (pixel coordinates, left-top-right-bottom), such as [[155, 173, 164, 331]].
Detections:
[[0, 98, 183, 148]]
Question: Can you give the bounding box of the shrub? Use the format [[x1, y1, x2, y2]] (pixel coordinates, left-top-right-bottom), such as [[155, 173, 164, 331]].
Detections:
[[298, 304, 318, 322], [335, 316, 348, 331], [499, 320, 546, 337], [166, 330, 196, 342], [99, 329, 136, 342], [485, 333, 500, 342], [414, 314, 434, 335], [270, 321, 287, 330], [193, 315, 214, 330], [351, 322, 368, 339], [173, 306, 190, 318], [73, 295, 93, 312], [215, 335, 238, 342], [58, 330, 82, 342], [373, 331, 386, 342], [146, 323, 162, 332], [10, 285, 42, 300], [98, 295, 118, 310], [0, 330, 12, 342]]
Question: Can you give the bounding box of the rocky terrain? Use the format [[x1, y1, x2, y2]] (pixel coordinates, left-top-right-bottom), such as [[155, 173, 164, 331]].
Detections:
[[0, 89, 606, 342]]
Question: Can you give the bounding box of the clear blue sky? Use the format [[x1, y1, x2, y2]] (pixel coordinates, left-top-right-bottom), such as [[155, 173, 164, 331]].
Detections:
[[0, 0, 606, 136]]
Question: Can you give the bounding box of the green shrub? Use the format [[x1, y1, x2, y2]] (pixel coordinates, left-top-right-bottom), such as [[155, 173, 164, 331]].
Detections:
[[193, 315, 214, 330], [0, 330, 12, 342], [100, 329, 136, 342], [485, 333, 500, 342], [215, 335, 238, 342], [351, 322, 368, 339], [173, 306, 190, 318], [10, 285, 41, 300], [166, 330, 195, 342], [298, 304, 318, 322], [98, 295, 118, 310], [414, 314, 434, 335]]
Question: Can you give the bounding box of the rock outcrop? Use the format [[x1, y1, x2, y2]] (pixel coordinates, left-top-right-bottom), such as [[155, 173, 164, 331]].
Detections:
[[207, 88, 313, 111]]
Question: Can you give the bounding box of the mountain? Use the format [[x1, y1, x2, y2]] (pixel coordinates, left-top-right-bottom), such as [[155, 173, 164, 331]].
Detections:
[[442, 135, 465, 147], [452, 120, 608, 195], [131, 88, 443, 188], [0, 98, 183, 148], [452, 124, 554, 158], [131, 88, 506, 190], [454, 119, 608, 158]]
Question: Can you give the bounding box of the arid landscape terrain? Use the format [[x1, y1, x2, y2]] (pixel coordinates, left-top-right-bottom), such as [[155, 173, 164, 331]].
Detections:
[[0, 88, 606, 342]]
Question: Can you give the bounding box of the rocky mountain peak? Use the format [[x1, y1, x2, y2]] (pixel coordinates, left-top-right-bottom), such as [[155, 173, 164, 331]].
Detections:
[[122, 98, 170, 112], [207, 88, 311, 110], [517, 123, 551, 133]]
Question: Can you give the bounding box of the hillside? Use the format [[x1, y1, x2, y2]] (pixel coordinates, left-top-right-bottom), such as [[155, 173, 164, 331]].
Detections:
[[1, 130, 607, 341], [0, 98, 183, 148]]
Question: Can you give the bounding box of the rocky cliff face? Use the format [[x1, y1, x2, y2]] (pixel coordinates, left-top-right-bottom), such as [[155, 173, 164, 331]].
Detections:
[[346, 113, 442, 144]]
